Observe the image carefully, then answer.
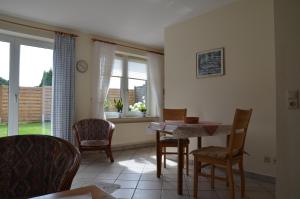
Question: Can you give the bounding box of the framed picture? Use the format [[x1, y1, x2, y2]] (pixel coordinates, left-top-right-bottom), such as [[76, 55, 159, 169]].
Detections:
[[196, 48, 224, 78]]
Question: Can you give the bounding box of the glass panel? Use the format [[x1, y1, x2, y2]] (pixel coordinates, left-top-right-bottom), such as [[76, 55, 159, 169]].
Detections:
[[128, 79, 147, 113], [106, 77, 121, 112], [128, 61, 147, 80], [112, 59, 123, 77], [105, 59, 123, 117], [0, 41, 10, 137], [19, 45, 53, 135]]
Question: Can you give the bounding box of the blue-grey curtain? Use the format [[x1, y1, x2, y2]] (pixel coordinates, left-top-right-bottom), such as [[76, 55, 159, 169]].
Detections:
[[52, 33, 75, 143]]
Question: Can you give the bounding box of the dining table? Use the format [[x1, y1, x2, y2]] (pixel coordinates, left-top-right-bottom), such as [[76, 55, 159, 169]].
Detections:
[[148, 121, 232, 195], [30, 185, 115, 199]]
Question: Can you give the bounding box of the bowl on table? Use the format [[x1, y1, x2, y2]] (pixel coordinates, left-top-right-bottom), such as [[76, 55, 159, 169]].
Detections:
[[184, 116, 199, 124]]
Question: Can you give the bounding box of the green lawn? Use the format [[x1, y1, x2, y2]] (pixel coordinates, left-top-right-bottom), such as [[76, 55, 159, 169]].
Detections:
[[0, 122, 51, 137]]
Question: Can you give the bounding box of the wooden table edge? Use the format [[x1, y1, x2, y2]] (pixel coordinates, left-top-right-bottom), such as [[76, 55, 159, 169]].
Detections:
[[31, 185, 113, 199]]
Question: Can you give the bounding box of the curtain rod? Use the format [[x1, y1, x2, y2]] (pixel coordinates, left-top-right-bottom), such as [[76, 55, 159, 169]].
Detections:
[[92, 38, 164, 55], [0, 18, 78, 37]]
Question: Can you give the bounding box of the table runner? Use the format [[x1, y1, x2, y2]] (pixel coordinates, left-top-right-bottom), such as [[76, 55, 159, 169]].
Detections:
[[148, 121, 231, 139]]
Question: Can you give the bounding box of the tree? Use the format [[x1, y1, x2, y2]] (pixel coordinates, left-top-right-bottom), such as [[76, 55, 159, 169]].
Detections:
[[39, 69, 52, 87], [0, 77, 9, 85]]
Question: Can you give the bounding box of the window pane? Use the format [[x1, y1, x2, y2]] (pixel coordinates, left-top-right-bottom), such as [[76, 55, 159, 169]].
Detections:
[[106, 77, 121, 112], [128, 79, 146, 90], [0, 41, 10, 137], [108, 76, 121, 89], [128, 61, 147, 80], [112, 59, 122, 77], [19, 45, 53, 135], [128, 79, 147, 112]]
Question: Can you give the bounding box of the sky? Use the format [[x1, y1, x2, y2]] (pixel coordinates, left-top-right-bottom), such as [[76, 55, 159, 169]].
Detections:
[[0, 41, 53, 87]]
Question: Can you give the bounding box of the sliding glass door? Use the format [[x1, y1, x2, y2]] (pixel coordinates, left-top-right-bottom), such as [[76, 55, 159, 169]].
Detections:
[[0, 39, 11, 137], [0, 33, 53, 137]]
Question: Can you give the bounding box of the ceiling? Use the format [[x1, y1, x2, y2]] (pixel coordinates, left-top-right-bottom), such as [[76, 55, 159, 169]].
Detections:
[[0, 0, 235, 49]]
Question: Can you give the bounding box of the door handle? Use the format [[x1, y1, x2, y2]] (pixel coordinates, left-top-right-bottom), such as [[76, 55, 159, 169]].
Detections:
[[15, 93, 18, 102]]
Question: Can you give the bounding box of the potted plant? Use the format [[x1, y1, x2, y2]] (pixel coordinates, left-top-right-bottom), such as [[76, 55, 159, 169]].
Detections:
[[138, 102, 147, 117], [113, 98, 123, 118], [129, 102, 147, 117]]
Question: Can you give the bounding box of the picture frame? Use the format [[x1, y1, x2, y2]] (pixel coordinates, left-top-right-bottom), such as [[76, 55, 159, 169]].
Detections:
[[196, 48, 224, 78]]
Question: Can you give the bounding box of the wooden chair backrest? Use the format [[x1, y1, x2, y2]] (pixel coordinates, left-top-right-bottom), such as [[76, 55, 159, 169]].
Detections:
[[163, 108, 187, 121], [228, 108, 252, 157]]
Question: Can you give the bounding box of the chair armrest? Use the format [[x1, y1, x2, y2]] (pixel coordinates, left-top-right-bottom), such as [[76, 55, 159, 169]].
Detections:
[[72, 126, 81, 147]]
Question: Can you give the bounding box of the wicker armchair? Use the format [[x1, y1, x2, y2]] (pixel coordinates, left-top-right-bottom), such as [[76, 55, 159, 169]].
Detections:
[[0, 135, 81, 199], [72, 119, 115, 162]]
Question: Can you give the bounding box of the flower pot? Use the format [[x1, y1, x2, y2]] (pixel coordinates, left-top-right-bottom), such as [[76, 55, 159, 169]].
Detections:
[[118, 112, 122, 118]]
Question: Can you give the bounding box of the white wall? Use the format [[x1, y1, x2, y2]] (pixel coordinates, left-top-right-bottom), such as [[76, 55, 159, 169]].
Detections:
[[164, 0, 276, 176], [0, 16, 157, 146], [274, 0, 300, 198], [111, 122, 155, 147]]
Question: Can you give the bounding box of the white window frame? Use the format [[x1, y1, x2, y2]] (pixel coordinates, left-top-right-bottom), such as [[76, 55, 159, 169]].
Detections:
[[0, 33, 53, 135], [106, 54, 149, 118]]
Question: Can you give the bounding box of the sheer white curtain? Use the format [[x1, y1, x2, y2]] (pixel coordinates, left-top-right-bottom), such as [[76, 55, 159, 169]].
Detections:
[[90, 42, 116, 119], [147, 52, 164, 117]]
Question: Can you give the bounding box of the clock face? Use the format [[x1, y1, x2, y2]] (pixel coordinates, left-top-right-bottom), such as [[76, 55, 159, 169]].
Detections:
[[76, 60, 88, 73]]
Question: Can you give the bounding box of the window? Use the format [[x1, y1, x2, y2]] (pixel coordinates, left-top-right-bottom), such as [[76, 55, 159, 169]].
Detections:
[[0, 33, 53, 137], [105, 55, 148, 118]]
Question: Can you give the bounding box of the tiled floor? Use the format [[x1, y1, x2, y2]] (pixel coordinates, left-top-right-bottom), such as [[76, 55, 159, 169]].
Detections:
[[72, 147, 275, 199]]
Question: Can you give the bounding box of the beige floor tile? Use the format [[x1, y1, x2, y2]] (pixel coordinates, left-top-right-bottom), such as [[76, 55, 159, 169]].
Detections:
[[140, 173, 163, 181], [245, 190, 275, 199], [122, 167, 144, 174], [164, 174, 178, 181], [114, 180, 139, 189], [133, 189, 161, 199], [137, 180, 162, 189], [75, 172, 98, 180], [161, 190, 189, 199], [95, 173, 120, 180], [162, 180, 190, 191], [195, 190, 219, 199], [111, 188, 135, 199], [74, 147, 276, 199], [216, 190, 275, 199], [118, 173, 141, 180]]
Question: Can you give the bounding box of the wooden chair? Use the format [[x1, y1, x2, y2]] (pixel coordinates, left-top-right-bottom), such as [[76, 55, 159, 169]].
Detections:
[[192, 108, 252, 199], [72, 119, 115, 162], [158, 108, 190, 175], [0, 135, 81, 199]]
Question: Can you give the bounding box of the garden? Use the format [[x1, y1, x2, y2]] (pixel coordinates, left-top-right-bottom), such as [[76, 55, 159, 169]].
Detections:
[[0, 122, 51, 137]]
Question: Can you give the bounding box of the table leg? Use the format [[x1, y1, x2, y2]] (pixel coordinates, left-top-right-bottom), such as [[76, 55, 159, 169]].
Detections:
[[197, 137, 203, 178], [156, 130, 161, 178], [177, 139, 184, 195]]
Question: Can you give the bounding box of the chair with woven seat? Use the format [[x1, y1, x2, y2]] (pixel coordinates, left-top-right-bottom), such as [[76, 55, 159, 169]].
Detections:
[[192, 108, 252, 199], [158, 108, 190, 176], [72, 118, 115, 162], [0, 135, 81, 199]]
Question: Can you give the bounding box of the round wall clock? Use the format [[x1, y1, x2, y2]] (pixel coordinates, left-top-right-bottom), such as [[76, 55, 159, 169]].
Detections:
[[76, 60, 88, 73]]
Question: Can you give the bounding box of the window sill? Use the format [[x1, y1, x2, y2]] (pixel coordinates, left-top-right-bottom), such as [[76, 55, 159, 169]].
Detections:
[[107, 117, 159, 124]]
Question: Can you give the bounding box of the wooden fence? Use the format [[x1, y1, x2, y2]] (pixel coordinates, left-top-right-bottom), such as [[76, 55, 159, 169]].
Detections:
[[0, 85, 145, 122], [0, 85, 52, 123]]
